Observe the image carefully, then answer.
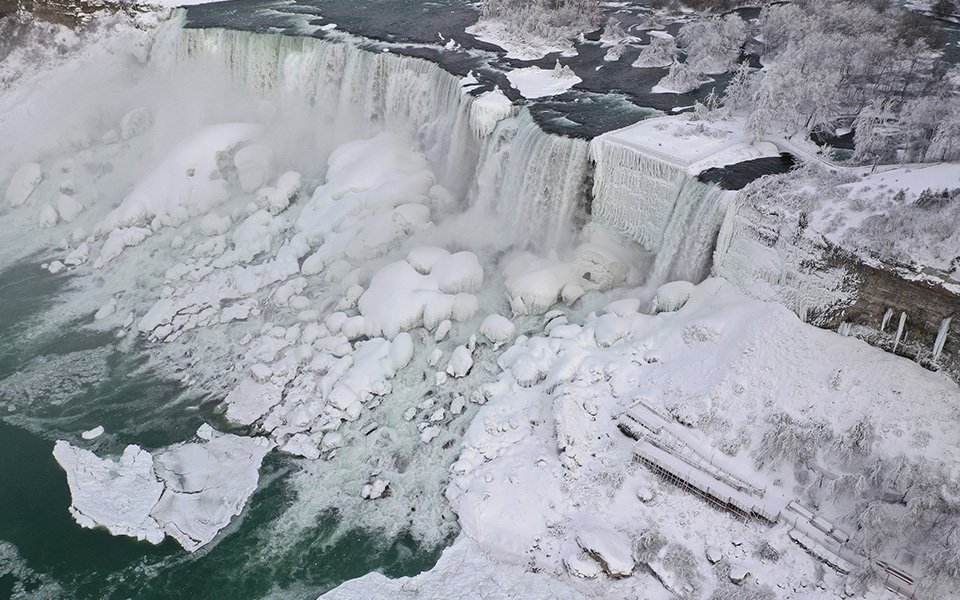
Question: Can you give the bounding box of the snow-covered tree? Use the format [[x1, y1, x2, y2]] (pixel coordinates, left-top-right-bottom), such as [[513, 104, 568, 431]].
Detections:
[[677, 14, 747, 74], [657, 60, 702, 94], [631, 35, 677, 68], [479, 0, 603, 44], [721, 61, 755, 114]]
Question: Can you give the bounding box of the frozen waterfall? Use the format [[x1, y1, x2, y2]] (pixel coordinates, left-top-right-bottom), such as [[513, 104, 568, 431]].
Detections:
[[170, 24, 591, 252], [590, 136, 731, 285]]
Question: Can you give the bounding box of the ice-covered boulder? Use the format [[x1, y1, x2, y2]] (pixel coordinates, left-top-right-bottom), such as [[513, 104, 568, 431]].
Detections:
[[652, 280, 695, 314], [6, 163, 42, 207], [200, 213, 232, 236], [56, 194, 84, 223], [576, 526, 635, 578], [479, 314, 516, 348], [446, 345, 474, 378]]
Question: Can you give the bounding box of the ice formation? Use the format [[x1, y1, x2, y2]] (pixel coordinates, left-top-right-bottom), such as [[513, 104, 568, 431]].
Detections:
[[3, 11, 957, 599], [53, 427, 271, 551]]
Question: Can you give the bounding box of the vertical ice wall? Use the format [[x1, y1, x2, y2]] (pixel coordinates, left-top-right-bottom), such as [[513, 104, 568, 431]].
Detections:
[[589, 137, 731, 285], [168, 24, 591, 252]]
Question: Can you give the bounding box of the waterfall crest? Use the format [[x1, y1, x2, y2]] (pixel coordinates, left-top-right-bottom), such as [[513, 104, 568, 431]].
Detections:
[[590, 136, 730, 285], [168, 23, 591, 252]]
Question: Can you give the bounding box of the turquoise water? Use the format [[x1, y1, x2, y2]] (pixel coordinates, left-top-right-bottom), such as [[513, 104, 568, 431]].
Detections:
[[0, 257, 449, 599]]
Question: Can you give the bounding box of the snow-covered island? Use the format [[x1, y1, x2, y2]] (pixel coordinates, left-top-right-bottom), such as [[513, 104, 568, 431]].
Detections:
[[1, 0, 958, 598]]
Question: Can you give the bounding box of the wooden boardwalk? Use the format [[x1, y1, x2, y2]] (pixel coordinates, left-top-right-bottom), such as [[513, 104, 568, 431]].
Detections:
[[618, 400, 919, 598]]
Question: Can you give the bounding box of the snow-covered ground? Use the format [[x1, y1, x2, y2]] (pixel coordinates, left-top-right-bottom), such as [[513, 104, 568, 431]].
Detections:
[[2, 8, 959, 600]]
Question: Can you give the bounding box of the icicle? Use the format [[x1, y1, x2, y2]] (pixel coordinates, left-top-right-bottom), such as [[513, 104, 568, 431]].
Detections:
[[892, 312, 907, 353], [881, 308, 893, 332], [933, 317, 952, 362], [838, 322, 852, 337], [590, 137, 689, 251]]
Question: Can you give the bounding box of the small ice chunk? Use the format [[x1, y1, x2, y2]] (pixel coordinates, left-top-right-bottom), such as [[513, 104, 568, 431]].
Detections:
[[446, 345, 473, 378], [223, 379, 284, 426], [419, 426, 441, 443], [39, 205, 59, 228], [360, 478, 390, 500], [47, 260, 65, 274], [81, 426, 105, 440], [450, 395, 466, 415], [434, 319, 452, 342], [390, 332, 414, 370], [706, 546, 723, 564], [479, 314, 516, 348], [95, 298, 117, 321]]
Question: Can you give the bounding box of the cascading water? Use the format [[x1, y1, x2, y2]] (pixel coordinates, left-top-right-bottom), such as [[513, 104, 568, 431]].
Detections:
[[649, 179, 730, 285], [470, 109, 590, 250], [171, 24, 591, 252], [589, 135, 730, 286], [173, 26, 479, 198]]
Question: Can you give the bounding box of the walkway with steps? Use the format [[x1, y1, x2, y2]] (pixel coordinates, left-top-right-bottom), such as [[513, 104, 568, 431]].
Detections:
[[618, 400, 919, 598]]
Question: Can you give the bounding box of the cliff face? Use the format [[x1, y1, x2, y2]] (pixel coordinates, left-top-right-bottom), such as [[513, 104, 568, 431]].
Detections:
[[714, 193, 959, 383], [826, 254, 958, 377]]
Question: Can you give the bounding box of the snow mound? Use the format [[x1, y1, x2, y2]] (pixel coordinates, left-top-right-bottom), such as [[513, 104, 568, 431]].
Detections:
[[102, 123, 261, 231], [358, 249, 483, 339]]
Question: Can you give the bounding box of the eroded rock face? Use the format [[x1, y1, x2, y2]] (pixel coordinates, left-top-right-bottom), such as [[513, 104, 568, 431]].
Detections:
[[714, 198, 958, 382]]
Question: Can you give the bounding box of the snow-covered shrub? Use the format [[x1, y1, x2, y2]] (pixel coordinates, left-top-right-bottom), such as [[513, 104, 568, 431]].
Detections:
[[657, 60, 702, 94], [658, 544, 702, 599], [633, 526, 666, 564], [632, 36, 677, 68], [677, 15, 746, 75], [753, 412, 833, 468]]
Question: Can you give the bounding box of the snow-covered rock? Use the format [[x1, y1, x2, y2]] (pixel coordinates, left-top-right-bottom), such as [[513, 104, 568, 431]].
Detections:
[[6, 162, 42, 207]]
